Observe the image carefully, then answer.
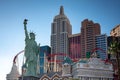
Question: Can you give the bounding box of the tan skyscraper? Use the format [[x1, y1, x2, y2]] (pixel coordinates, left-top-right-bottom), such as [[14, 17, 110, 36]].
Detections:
[[81, 19, 101, 58], [51, 6, 72, 60], [110, 24, 120, 37]]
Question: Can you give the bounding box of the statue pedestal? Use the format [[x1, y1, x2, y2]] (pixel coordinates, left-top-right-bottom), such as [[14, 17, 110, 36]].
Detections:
[[19, 76, 39, 80]]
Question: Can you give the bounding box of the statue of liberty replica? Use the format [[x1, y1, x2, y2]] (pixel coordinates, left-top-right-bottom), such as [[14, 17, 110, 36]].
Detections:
[[20, 19, 40, 80]]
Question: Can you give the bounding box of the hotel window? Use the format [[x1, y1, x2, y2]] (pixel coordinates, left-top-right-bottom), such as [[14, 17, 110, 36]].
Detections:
[[52, 23, 56, 34], [62, 21, 66, 32]]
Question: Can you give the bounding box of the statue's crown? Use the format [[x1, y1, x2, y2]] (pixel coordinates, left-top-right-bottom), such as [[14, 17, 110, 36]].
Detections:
[[30, 32, 35, 36]]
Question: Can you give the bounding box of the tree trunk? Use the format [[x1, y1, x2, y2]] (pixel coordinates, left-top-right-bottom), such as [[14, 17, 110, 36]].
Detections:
[[116, 52, 120, 79]]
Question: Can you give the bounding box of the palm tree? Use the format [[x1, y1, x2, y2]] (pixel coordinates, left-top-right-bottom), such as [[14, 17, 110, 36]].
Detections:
[[108, 37, 120, 79]]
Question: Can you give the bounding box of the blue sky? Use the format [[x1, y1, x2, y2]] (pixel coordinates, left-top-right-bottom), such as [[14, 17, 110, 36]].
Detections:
[[0, 0, 120, 80]]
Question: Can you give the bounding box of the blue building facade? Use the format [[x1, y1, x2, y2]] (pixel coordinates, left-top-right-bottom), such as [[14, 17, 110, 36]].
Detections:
[[95, 34, 107, 60], [39, 45, 51, 74]]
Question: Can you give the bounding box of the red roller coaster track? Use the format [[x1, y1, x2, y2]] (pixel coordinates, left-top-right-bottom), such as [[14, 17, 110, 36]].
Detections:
[[13, 50, 79, 64], [47, 53, 79, 62], [91, 47, 106, 54], [13, 50, 24, 64]]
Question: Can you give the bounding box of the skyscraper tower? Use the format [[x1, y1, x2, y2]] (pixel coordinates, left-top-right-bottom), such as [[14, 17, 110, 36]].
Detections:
[[81, 19, 101, 58], [95, 34, 107, 60], [51, 6, 72, 60], [110, 24, 120, 37], [68, 33, 81, 60]]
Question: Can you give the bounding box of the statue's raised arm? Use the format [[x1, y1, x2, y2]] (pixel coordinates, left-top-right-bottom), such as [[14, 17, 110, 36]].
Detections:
[[23, 19, 40, 76], [23, 19, 29, 40]]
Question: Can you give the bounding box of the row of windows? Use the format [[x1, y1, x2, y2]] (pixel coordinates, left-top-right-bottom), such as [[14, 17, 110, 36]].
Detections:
[[77, 76, 113, 80], [52, 21, 69, 34]]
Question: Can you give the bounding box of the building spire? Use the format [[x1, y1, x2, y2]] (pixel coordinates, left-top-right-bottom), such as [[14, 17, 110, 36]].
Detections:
[[60, 6, 64, 15]]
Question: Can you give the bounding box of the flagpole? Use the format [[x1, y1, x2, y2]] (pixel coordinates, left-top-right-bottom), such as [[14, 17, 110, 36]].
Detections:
[[22, 54, 25, 80]]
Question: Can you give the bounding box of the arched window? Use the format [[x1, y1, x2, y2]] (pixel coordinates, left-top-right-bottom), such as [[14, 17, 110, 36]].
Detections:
[[53, 77, 59, 80], [43, 78, 49, 80]]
